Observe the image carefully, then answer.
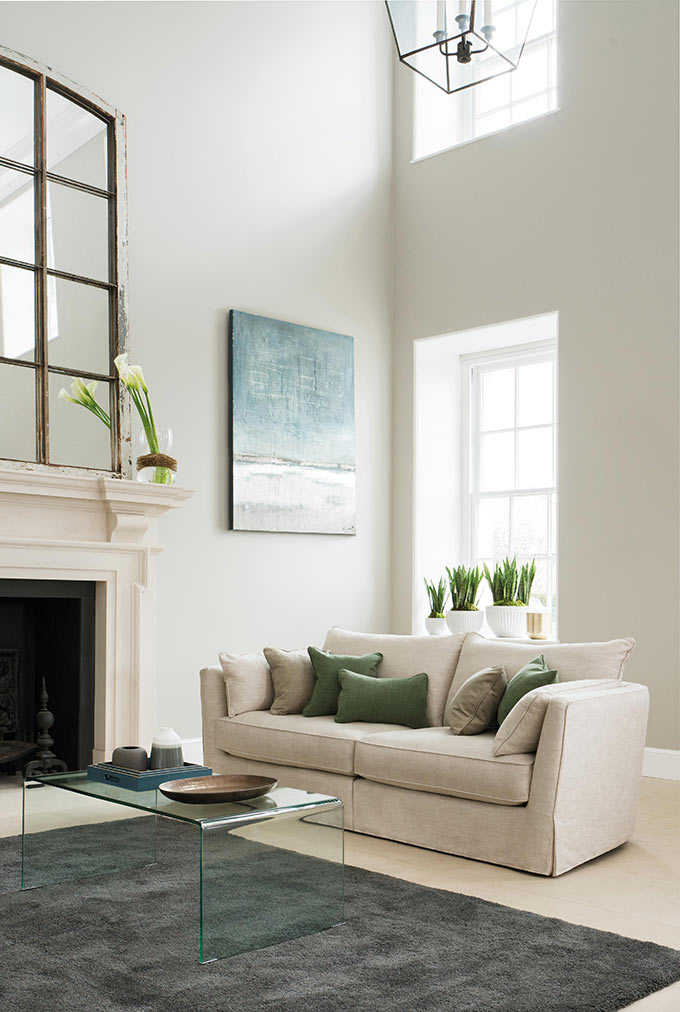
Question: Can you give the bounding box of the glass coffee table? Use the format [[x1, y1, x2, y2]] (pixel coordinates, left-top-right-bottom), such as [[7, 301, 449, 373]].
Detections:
[[22, 772, 344, 963]]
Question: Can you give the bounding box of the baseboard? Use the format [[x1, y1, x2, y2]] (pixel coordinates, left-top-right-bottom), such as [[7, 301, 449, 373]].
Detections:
[[180, 737, 203, 764], [643, 747, 680, 781]]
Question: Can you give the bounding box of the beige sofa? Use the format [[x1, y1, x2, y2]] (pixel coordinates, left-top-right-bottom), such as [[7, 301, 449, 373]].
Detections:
[[200, 629, 648, 876]]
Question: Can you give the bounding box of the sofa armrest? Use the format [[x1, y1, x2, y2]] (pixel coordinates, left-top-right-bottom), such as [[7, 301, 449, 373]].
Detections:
[[528, 682, 649, 875], [200, 665, 228, 769]]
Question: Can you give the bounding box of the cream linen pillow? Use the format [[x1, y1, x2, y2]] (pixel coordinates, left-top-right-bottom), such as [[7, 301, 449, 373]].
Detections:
[[493, 679, 621, 756], [218, 651, 274, 717], [445, 665, 507, 735], [264, 647, 316, 715]]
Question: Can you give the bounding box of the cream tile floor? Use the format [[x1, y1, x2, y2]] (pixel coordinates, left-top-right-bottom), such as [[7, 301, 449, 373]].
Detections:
[[1, 774, 678, 1011]]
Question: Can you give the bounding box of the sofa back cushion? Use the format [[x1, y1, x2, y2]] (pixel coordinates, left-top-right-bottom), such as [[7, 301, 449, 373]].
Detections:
[[445, 632, 635, 708], [323, 628, 466, 727]]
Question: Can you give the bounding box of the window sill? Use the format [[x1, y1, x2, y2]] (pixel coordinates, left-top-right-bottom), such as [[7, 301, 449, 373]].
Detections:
[[411, 106, 560, 165]]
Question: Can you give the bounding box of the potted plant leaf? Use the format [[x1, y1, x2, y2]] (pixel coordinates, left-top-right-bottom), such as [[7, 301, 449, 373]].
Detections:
[[424, 577, 449, 636], [444, 564, 484, 634], [483, 557, 536, 638]]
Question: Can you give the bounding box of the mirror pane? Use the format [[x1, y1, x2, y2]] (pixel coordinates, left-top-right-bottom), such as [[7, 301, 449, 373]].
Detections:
[[48, 278, 110, 374], [0, 168, 35, 263], [49, 372, 112, 469], [0, 65, 34, 165], [0, 264, 35, 360], [47, 181, 110, 282], [46, 88, 108, 190], [0, 362, 36, 461]]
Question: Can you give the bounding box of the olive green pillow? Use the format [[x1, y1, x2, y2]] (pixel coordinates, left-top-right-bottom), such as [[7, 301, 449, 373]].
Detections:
[[496, 654, 559, 725], [445, 665, 508, 735], [303, 647, 383, 717], [335, 669, 429, 728]]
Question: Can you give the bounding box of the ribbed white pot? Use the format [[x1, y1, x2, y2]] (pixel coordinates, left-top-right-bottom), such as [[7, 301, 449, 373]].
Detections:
[[425, 617, 449, 636], [486, 605, 528, 638], [445, 610, 484, 635]]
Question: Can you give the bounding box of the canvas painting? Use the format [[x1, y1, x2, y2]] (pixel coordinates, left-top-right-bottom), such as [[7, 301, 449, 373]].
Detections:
[[229, 311, 356, 535]]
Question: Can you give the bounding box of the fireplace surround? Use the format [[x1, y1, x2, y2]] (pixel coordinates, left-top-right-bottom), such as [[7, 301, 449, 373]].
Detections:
[[0, 470, 192, 763]]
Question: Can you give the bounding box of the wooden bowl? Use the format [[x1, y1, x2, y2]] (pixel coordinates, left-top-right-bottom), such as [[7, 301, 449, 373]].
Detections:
[[158, 774, 278, 804]]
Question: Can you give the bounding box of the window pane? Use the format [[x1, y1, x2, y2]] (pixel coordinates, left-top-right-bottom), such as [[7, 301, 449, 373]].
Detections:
[[0, 265, 35, 360], [48, 278, 110, 375], [47, 88, 108, 190], [519, 556, 547, 608], [512, 93, 549, 125], [518, 360, 553, 426], [477, 496, 509, 557], [550, 493, 557, 553], [511, 44, 549, 102], [0, 65, 34, 165], [0, 362, 36, 461], [0, 169, 34, 263], [47, 181, 110, 282], [481, 368, 514, 431], [518, 426, 553, 488], [49, 372, 112, 469], [512, 493, 548, 555], [481, 431, 514, 491]]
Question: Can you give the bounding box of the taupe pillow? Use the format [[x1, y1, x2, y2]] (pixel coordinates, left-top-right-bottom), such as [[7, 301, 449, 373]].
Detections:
[[445, 665, 507, 735], [264, 647, 316, 715]]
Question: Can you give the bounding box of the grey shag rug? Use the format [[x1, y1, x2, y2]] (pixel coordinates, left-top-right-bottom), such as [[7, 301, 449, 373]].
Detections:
[[2, 816, 680, 1012]]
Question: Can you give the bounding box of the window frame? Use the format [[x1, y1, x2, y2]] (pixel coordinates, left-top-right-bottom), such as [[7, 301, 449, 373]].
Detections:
[[0, 45, 131, 477], [462, 339, 557, 617]]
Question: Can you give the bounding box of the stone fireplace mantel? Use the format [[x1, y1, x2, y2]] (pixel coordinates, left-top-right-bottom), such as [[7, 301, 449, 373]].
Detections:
[[0, 470, 193, 762]]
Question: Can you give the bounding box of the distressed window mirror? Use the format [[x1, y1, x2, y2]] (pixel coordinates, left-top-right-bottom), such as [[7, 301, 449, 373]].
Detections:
[[0, 46, 130, 476]]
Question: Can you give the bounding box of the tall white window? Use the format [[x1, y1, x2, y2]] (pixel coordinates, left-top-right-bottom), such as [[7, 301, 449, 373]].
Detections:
[[465, 343, 557, 622], [414, 0, 557, 160]]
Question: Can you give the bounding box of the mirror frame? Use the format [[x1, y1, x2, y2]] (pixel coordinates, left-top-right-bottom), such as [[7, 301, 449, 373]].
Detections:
[[0, 44, 131, 477]]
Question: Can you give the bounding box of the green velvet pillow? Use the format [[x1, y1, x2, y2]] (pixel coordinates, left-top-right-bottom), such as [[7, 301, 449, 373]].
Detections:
[[303, 647, 383, 717], [335, 669, 429, 729], [496, 655, 559, 726]]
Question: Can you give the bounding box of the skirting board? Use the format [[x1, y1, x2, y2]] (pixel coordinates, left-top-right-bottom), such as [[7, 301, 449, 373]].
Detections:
[[643, 747, 680, 781], [180, 737, 204, 765]]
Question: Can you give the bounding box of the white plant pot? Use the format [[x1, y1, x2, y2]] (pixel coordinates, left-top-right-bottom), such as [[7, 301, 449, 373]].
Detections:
[[445, 610, 484, 635], [486, 605, 528, 639], [425, 617, 449, 636]]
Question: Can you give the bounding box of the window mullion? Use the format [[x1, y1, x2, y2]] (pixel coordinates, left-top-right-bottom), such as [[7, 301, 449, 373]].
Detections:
[[34, 72, 49, 465]]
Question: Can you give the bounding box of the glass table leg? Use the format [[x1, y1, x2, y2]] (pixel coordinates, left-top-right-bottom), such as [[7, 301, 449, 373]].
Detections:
[[199, 802, 344, 963], [21, 779, 157, 890]]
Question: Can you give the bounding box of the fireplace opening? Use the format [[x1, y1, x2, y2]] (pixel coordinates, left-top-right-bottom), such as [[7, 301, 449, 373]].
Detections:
[[0, 580, 95, 773]]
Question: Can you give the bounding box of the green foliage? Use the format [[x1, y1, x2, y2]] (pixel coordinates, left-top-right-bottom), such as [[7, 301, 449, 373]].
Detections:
[[424, 576, 448, 618], [445, 565, 483, 611], [483, 557, 536, 606]]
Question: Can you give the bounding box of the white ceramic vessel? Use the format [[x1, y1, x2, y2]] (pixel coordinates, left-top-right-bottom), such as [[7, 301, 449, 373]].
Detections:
[[485, 605, 528, 638], [445, 609, 484, 635], [425, 616, 449, 636]]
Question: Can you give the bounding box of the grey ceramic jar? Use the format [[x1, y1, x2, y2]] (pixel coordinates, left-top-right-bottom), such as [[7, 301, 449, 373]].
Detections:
[[111, 746, 148, 771]]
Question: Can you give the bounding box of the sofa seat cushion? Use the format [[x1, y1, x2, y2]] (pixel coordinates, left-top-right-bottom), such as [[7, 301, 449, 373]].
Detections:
[[355, 727, 535, 806], [215, 711, 405, 776]]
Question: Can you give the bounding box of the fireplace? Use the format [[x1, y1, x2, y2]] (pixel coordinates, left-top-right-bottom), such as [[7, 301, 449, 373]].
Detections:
[[0, 579, 96, 771], [0, 471, 192, 764]]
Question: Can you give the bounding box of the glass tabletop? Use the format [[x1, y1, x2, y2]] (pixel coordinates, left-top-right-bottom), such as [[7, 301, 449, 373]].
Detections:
[[27, 772, 341, 827]]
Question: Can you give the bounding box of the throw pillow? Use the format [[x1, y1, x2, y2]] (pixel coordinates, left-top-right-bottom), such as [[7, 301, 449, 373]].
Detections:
[[496, 655, 559, 726], [264, 647, 316, 715], [218, 651, 273, 717], [303, 647, 383, 717], [445, 665, 508, 735], [494, 678, 621, 755], [335, 668, 429, 728]]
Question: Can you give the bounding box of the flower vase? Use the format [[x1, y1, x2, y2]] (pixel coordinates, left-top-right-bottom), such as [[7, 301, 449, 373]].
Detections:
[[136, 428, 177, 485]]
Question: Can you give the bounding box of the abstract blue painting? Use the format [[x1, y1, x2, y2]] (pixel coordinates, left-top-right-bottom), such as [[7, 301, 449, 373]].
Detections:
[[229, 311, 356, 534]]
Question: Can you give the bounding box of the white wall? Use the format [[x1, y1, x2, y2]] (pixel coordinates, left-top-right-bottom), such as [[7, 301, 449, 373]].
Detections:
[[1, 1, 394, 740], [391, 0, 679, 749]]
